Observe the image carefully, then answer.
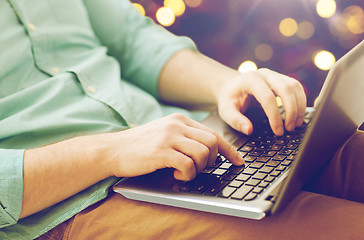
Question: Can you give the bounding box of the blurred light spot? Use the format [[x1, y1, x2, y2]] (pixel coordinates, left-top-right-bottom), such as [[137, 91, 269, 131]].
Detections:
[[164, 0, 186, 16], [255, 44, 273, 62], [132, 3, 145, 16], [313, 50, 336, 71], [276, 96, 283, 107], [238, 61, 258, 73], [185, 0, 203, 8], [316, 0, 336, 18], [329, 16, 348, 36], [279, 18, 298, 37], [297, 21, 315, 39], [156, 7, 175, 27], [344, 5, 364, 34]]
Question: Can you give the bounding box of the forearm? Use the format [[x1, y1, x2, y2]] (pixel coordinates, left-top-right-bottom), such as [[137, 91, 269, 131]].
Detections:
[[21, 135, 112, 218], [158, 49, 241, 106]]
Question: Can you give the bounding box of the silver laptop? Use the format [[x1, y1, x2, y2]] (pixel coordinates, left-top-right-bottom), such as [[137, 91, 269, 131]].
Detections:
[[113, 40, 364, 220]]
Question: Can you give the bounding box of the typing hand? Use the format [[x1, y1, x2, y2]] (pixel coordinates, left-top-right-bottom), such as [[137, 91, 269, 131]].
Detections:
[[105, 114, 244, 181], [216, 68, 307, 136]]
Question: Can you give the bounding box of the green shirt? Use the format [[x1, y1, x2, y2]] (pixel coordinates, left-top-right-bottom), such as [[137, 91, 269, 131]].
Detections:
[[0, 0, 206, 239]]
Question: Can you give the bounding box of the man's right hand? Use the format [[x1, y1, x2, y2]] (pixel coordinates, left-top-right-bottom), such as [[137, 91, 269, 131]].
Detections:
[[102, 113, 245, 181]]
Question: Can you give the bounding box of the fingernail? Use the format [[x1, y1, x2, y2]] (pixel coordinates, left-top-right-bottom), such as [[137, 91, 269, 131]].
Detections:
[[238, 154, 245, 165]]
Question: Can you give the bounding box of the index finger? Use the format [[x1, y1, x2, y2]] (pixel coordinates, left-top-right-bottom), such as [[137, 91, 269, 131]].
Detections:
[[245, 77, 285, 136], [183, 118, 245, 166]]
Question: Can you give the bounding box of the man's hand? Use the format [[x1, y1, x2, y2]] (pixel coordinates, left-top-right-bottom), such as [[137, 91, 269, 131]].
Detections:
[[216, 68, 307, 136], [102, 113, 245, 181], [159, 50, 307, 137]]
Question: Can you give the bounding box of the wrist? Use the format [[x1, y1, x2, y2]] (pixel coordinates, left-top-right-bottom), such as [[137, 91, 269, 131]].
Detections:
[[70, 134, 115, 180]]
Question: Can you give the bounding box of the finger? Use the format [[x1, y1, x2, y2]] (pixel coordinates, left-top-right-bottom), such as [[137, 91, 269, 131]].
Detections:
[[172, 136, 211, 173], [218, 100, 254, 135], [245, 76, 284, 136], [270, 78, 302, 131], [181, 126, 218, 168], [182, 117, 245, 166], [279, 92, 298, 132], [256, 70, 305, 132], [295, 84, 307, 127], [217, 134, 245, 166], [164, 149, 197, 181]]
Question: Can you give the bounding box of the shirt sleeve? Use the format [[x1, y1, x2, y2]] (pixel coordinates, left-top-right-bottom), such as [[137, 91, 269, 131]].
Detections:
[[83, 0, 197, 99], [0, 149, 24, 228]]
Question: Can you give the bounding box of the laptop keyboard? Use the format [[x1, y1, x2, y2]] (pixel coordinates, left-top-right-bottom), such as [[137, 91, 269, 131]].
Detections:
[[180, 117, 308, 202]]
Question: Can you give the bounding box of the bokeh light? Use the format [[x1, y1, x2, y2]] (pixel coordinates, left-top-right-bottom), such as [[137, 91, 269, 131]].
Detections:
[[255, 44, 273, 62], [156, 7, 175, 27], [185, 0, 203, 8], [132, 3, 145, 16], [297, 21, 315, 40], [279, 18, 298, 37], [313, 50, 336, 71], [164, 0, 186, 17], [344, 5, 364, 35], [316, 0, 337, 18], [238, 61, 258, 73]]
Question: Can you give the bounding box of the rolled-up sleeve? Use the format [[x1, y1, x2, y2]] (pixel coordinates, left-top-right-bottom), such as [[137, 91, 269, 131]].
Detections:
[[83, 0, 197, 99], [0, 149, 24, 228]]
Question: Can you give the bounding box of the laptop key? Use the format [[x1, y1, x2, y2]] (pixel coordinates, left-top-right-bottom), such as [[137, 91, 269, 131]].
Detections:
[[242, 168, 257, 175], [222, 173, 237, 181], [266, 160, 280, 167], [276, 165, 287, 171], [259, 166, 274, 174], [272, 155, 286, 161], [256, 156, 270, 163], [286, 143, 299, 149], [235, 173, 250, 181], [281, 159, 292, 166], [252, 186, 264, 194], [243, 155, 256, 163], [217, 186, 236, 198], [245, 179, 261, 187], [228, 180, 244, 188], [264, 176, 275, 182], [212, 168, 227, 176], [204, 180, 229, 196], [240, 146, 254, 152], [270, 170, 281, 177], [249, 149, 264, 156], [258, 181, 270, 188], [229, 165, 245, 175], [279, 149, 293, 155], [276, 140, 288, 145], [252, 172, 267, 180], [249, 162, 264, 169], [231, 185, 253, 200], [246, 140, 260, 147], [263, 151, 276, 157], [244, 192, 258, 201], [271, 144, 283, 151], [219, 162, 233, 169]]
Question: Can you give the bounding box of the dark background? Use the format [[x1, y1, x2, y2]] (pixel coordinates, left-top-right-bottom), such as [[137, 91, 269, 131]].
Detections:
[[131, 0, 364, 106]]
